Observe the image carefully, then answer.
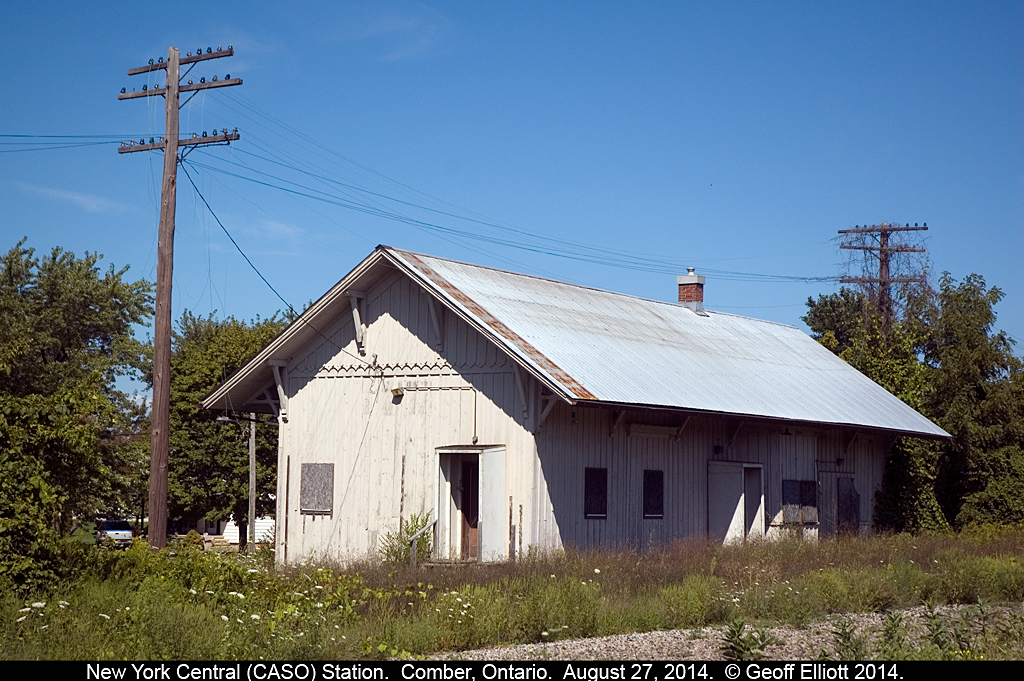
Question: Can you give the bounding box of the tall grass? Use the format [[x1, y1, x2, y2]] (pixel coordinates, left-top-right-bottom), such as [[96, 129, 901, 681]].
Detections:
[[3, 526, 1024, 659]]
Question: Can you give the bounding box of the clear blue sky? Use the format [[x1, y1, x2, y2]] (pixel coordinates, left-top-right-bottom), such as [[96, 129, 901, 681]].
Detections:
[[2, 2, 1021, 361]]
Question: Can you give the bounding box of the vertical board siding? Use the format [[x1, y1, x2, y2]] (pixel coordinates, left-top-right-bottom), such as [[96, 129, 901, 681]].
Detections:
[[280, 272, 534, 563], [276, 269, 895, 565]]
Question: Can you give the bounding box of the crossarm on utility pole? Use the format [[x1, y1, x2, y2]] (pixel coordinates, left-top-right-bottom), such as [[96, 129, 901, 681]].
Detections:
[[119, 132, 239, 154], [117, 78, 243, 100], [127, 47, 234, 75]]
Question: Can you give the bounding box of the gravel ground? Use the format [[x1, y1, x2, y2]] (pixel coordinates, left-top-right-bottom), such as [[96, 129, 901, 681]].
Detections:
[[433, 605, 1021, 660]]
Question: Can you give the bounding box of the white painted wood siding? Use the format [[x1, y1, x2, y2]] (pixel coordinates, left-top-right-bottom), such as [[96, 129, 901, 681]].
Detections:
[[272, 267, 892, 565], [277, 271, 548, 564]]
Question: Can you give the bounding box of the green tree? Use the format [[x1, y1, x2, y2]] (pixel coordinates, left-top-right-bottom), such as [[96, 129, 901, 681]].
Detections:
[[804, 288, 870, 355], [0, 239, 152, 589], [805, 274, 1024, 530], [924, 273, 1024, 526], [836, 315, 947, 533], [163, 311, 287, 538]]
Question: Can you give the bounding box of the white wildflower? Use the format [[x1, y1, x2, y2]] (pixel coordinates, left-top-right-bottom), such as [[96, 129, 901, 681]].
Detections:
[[221, 615, 229, 621], [16, 616, 27, 623], [594, 568, 600, 574], [251, 614, 260, 620], [18, 608, 30, 613], [31, 602, 45, 608]]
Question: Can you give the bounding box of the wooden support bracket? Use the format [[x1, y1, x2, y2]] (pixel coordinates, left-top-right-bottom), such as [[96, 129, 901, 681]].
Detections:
[[728, 419, 746, 448], [538, 394, 557, 429], [843, 429, 860, 457], [513, 366, 530, 422], [427, 298, 445, 352], [346, 290, 366, 352], [610, 410, 626, 438], [674, 415, 692, 441], [269, 360, 288, 421], [262, 388, 280, 418]]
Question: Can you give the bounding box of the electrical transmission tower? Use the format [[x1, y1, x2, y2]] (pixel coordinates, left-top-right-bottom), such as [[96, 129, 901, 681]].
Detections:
[[838, 222, 928, 337], [119, 45, 241, 548]]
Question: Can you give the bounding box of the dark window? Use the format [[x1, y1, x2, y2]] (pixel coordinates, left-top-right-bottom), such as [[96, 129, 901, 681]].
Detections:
[[300, 463, 334, 515], [782, 479, 817, 525], [584, 467, 607, 518], [837, 477, 860, 534], [643, 469, 664, 519]]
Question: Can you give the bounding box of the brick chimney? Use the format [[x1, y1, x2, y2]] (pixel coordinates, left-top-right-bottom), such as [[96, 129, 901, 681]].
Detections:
[[677, 267, 705, 313]]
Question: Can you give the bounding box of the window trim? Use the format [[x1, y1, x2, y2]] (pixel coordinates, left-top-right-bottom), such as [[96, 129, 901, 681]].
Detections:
[[782, 479, 818, 526], [584, 467, 608, 519], [300, 463, 334, 515], [642, 469, 664, 519]]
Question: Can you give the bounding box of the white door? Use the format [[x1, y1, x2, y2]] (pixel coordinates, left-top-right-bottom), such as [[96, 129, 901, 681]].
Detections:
[[708, 461, 764, 543], [478, 447, 507, 562], [435, 447, 507, 562]]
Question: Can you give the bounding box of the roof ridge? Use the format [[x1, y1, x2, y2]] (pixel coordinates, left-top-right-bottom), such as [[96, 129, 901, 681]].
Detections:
[[384, 245, 798, 326]]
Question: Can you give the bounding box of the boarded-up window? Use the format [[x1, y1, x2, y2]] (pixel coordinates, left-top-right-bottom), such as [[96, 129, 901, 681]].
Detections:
[[584, 467, 607, 519], [300, 463, 334, 515], [782, 479, 817, 525], [837, 477, 860, 534], [643, 469, 664, 519]]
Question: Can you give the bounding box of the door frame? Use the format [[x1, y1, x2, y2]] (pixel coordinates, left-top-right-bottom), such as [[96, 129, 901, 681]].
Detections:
[[435, 446, 507, 562], [707, 461, 764, 543]]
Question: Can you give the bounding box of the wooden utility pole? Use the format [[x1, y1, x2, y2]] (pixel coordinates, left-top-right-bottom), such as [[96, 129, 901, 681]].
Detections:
[[248, 412, 256, 551], [119, 45, 241, 548], [838, 222, 927, 337]]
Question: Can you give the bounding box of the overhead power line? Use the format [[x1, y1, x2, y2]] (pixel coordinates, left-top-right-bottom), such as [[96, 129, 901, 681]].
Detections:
[[186, 154, 839, 284], [181, 161, 373, 369]]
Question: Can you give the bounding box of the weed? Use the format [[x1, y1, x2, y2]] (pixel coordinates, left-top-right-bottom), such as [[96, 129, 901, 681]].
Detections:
[[878, 611, 907, 659], [378, 513, 433, 565], [656, 575, 732, 628], [831, 617, 870, 660], [720, 618, 777, 661], [7, 528, 1024, 659]]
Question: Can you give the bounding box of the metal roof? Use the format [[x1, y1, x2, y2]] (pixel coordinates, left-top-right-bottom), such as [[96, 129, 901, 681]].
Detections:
[[388, 248, 948, 439], [204, 245, 948, 439]]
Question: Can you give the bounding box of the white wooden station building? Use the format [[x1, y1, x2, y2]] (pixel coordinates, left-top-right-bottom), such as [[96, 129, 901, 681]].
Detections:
[[203, 246, 948, 565]]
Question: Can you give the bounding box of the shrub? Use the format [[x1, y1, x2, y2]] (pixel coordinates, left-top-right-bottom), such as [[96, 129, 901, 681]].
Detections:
[[720, 617, 777, 661], [656, 575, 732, 628], [933, 549, 984, 604], [378, 513, 433, 565]]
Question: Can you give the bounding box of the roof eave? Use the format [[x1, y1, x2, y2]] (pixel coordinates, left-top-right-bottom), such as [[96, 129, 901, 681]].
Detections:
[[570, 397, 951, 441], [202, 247, 391, 412]]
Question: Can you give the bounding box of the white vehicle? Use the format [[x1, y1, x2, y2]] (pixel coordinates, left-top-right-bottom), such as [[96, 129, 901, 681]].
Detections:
[[95, 520, 134, 548]]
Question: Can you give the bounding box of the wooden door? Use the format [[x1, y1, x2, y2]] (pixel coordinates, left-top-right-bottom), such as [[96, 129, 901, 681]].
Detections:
[[460, 459, 479, 560]]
